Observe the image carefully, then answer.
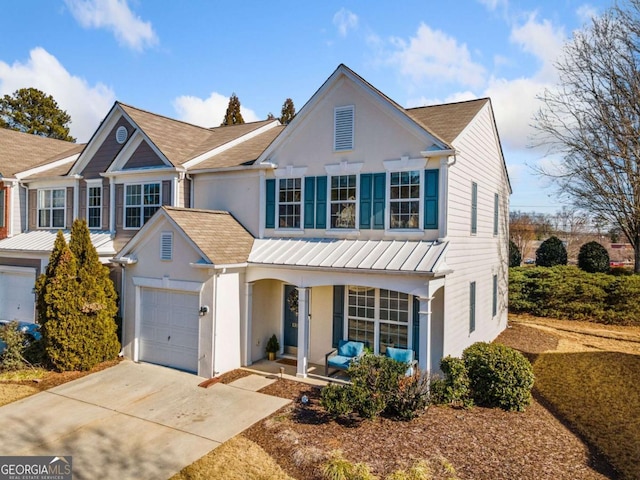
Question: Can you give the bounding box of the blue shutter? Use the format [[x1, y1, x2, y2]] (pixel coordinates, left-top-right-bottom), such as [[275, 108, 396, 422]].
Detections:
[[359, 174, 372, 229], [265, 179, 276, 228], [471, 182, 478, 234], [315, 176, 327, 229], [492, 274, 498, 317], [469, 281, 476, 333], [332, 286, 345, 348], [412, 296, 420, 362], [493, 193, 499, 236], [304, 177, 315, 229], [372, 172, 386, 230], [424, 169, 439, 230]]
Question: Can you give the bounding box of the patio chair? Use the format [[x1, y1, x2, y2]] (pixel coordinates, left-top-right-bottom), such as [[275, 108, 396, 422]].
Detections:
[[385, 346, 418, 376], [325, 340, 365, 376]]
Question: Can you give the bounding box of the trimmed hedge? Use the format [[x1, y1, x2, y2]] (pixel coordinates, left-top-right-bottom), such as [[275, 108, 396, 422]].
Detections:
[[536, 236, 567, 267], [509, 265, 640, 325], [578, 241, 610, 273]]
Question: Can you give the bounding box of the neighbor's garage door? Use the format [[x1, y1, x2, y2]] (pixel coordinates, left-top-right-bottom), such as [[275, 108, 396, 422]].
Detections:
[[139, 288, 200, 373], [0, 266, 36, 323]]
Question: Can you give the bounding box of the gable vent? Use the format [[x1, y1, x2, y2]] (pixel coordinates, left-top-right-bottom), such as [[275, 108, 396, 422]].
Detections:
[[334, 105, 354, 151], [116, 126, 128, 144], [160, 232, 173, 261]]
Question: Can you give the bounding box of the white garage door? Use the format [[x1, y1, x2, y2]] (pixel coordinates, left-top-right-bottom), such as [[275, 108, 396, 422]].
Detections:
[[139, 288, 200, 373], [0, 266, 36, 323]]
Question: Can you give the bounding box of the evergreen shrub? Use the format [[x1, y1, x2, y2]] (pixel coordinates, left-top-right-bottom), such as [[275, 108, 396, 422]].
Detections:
[[536, 236, 567, 267], [509, 240, 521, 267], [430, 356, 473, 408], [0, 322, 27, 371], [462, 342, 534, 412], [578, 241, 610, 273]]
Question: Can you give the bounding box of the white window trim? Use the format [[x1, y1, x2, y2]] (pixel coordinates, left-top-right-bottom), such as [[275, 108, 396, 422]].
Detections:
[[37, 188, 66, 229], [86, 179, 102, 230], [123, 181, 162, 230], [274, 177, 304, 232], [328, 173, 359, 231], [385, 169, 424, 232], [343, 286, 413, 355], [324, 161, 363, 175]]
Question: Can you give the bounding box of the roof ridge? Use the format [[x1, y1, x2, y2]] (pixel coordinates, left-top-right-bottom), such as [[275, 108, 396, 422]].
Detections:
[[406, 97, 489, 111]]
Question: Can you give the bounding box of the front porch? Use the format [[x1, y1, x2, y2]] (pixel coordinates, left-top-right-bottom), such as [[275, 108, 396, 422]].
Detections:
[[243, 274, 445, 379]]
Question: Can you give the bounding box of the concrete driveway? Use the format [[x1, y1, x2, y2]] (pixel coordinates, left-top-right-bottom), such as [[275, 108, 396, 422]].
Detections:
[[0, 361, 290, 480]]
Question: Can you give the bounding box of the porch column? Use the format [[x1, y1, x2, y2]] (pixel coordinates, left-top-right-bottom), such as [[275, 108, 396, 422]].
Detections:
[[243, 281, 253, 366], [296, 287, 310, 378], [417, 295, 433, 373]]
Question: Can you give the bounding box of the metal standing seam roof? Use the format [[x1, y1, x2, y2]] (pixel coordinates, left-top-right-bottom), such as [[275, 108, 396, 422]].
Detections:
[[248, 238, 448, 274], [0, 230, 115, 255]]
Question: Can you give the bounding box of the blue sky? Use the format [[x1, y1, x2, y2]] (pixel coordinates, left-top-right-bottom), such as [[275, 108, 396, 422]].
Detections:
[[0, 0, 612, 213]]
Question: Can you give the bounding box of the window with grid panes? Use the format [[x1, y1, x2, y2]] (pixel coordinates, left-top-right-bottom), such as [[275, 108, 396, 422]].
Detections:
[[125, 183, 160, 228], [330, 175, 356, 228], [38, 189, 65, 228], [389, 170, 420, 229], [87, 186, 101, 229], [347, 286, 410, 354], [278, 178, 301, 228]]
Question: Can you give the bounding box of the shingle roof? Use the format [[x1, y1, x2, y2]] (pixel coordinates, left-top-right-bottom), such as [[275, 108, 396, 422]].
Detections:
[[191, 125, 285, 170], [119, 103, 276, 167], [249, 238, 449, 274], [405, 98, 488, 144], [0, 128, 84, 178], [162, 206, 254, 265]]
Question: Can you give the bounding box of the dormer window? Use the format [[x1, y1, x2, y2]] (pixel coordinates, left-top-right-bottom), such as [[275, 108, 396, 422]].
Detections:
[[125, 183, 161, 229], [334, 105, 354, 151], [38, 188, 65, 229]]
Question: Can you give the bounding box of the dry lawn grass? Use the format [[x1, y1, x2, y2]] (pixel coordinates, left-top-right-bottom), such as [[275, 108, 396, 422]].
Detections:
[[0, 383, 39, 407], [507, 314, 640, 480], [169, 436, 294, 480]]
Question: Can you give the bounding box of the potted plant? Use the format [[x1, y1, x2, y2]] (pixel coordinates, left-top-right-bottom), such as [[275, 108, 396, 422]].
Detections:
[[266, 334, 279, 361]]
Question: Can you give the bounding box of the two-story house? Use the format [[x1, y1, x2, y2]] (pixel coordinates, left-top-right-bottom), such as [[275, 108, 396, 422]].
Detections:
[[0, 65, 509, 379], [113, 64, 511, 379]]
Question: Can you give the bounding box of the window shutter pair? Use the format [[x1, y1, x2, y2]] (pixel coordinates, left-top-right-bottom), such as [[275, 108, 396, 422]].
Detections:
[[265, 177, 327, 229]]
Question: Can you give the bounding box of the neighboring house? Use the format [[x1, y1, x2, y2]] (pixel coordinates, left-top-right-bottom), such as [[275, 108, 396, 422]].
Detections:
[[0, 129, 85, 323], [0, 64, 510, 379]]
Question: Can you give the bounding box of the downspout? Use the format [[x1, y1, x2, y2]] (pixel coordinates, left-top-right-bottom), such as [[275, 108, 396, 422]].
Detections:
[[211, 271, 218, 377]]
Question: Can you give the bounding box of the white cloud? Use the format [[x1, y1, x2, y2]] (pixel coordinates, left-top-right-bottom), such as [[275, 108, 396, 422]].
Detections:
[[333, 8, 359, 37], [576, 4, 599, 24], [477, 0, 508, 11], [510, 13, 566, 81], [0, 47, 115, 142], [388, 23, 486, 88], [65, 0, 158, 52], [173, 92, 260, 128]]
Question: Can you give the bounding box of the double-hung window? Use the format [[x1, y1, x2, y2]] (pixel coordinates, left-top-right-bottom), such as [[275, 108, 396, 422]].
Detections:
[[125, 183, 160, 229], [389, 170, 420, 229], [87, 185, 102, 229], [38, 188, 65, 228], [347, 286, 411, 354], [330, 175, 356, 229], [278, 178, 302, 229]]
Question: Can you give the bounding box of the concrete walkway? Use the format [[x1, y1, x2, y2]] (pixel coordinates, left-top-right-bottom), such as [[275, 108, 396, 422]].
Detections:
[[0, 361, 290, 480]]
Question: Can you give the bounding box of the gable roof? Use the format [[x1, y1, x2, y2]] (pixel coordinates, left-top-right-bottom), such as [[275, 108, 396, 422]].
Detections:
[[406, 99, 489, 144], [190, 125, 285, 171], [0, 128, 84, 178], [119, 103, 277, 167]]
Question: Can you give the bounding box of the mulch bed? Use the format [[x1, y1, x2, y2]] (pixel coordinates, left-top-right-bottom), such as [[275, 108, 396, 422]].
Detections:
[[240, 323, 616, 480]]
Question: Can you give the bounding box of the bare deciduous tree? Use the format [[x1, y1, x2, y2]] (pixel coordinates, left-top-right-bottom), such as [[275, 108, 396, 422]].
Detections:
[[533, 1, 640, 272]]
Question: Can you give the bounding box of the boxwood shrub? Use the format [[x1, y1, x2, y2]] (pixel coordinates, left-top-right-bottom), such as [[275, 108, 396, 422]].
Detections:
[[462, 342, 534, 412]]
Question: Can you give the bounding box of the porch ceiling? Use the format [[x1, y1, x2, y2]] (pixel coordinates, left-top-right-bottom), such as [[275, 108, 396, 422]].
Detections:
[[248, 238, 448, 274]]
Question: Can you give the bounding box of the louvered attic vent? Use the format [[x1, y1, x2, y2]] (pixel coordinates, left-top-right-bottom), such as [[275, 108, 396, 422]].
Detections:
[[160, 232, 173, 261], [334, 105, 354, 151]]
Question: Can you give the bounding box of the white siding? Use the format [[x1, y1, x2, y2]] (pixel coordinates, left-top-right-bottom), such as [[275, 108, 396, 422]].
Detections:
[[442, 103, 509, 357]]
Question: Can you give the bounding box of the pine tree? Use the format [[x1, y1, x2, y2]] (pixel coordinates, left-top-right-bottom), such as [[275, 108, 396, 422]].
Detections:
[[221, 93, 245, 126], [0, 87, 75, 141], [35, 231, 68, 326], [279, 98, 295, 125], [69, 219, 120, 364]]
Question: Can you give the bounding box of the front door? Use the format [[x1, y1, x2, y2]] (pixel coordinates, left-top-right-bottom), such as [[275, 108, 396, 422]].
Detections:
[[283, 285, 298, 354]]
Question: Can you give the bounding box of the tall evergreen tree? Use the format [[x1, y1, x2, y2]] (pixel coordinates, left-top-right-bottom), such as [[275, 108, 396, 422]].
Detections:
[[279, 98, 295, 125], [35, 231, 68, 326], [0, 87, 75, 141], [221, 93, 245, 126]]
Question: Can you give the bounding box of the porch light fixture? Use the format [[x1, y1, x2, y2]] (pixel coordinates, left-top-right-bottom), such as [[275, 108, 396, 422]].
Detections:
[[199, 305, 210, 316]]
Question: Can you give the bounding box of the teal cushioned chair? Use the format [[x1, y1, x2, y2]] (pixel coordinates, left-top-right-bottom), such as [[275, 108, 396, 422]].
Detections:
[[385, 346, 417, 376], [325, 340, 365, 376]]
